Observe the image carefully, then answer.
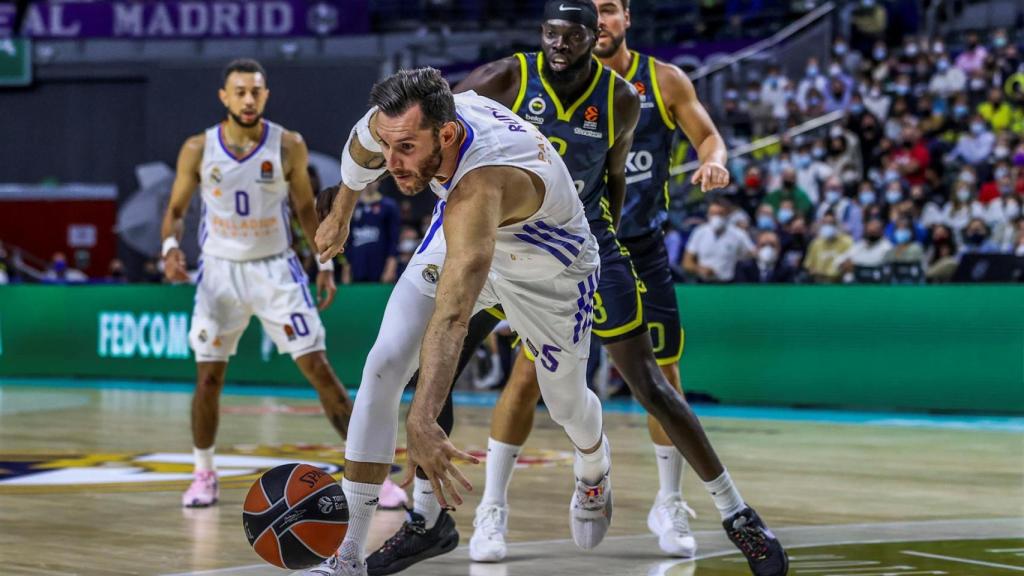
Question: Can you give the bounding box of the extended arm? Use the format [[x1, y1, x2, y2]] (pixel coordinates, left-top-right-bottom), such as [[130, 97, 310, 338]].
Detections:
[[452, 56, 521, 108], [316, 108, 387, 262], [285, 130, 337, 309], [161, 135, 204, 282], [658, 61, 729, 191]]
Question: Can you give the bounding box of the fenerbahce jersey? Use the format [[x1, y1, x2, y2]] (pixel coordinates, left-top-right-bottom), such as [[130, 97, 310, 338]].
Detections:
[[199, 120, 291, 261], [511, 52, 620, 227]]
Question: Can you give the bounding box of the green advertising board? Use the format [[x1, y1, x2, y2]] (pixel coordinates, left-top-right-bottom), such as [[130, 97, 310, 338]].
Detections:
[[0, 284, 1021, 413], [0, 39, 31, 86]]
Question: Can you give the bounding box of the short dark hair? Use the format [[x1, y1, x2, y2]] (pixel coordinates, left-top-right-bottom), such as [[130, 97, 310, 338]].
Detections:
[[369, 67, 455, 132], [222, 58, 267, 85]]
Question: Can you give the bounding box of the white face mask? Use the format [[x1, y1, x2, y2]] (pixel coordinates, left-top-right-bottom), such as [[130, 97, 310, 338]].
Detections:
[[825, 189, 842, 204], [1005, 202, 1021, 219], [819, 224, 837, 239], [399, 239, 420, 253], [709, 215, 726, 231], [758, 245, 777, 264], [957, 189, 972, 203]]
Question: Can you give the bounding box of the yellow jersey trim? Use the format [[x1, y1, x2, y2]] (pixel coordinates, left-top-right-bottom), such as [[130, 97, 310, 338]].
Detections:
[[512, 53, 529, 114], [655, 328, 685, 366], [537, 53, 604, 122], [484, 306, 506, 321], [607, 72, 616, 149], [593, 282, 645, 338], [648, 55, 676, 131], [623, 50, 641, 82]]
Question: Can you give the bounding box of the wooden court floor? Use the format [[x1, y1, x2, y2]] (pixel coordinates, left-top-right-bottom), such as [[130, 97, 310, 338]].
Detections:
[[0, 381, 1022, 575]]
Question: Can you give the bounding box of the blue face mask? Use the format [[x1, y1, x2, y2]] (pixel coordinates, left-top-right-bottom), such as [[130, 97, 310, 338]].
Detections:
[[796, 155, 811, 168], [859, 190, 877, 205], [850, 103, 865, 114], [894, 229, 912, 244], [777, 208, 794, 224], [953, 104, 969, 118], [886, 189, 903, 204], [757, 215, 775, 230]]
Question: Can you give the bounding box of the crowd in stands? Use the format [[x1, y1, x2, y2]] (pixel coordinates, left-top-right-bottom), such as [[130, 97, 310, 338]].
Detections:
[[677, 26, 1024, 283]]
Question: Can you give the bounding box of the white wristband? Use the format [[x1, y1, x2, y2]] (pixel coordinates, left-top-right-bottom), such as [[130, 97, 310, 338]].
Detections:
[[317, 258, 335, 272], [161, 237, 179, 257]]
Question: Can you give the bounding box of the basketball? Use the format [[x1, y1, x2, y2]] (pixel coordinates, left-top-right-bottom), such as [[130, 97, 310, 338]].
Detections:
[[242, 463, 348, 569]]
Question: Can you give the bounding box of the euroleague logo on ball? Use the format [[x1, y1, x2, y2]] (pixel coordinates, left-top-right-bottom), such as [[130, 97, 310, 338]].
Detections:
[[318, 494, 346, 514]]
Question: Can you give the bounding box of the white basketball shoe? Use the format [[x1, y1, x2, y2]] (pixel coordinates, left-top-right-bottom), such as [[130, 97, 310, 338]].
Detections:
[[469, 504, 509, 562], [647, 493, 697, 557]]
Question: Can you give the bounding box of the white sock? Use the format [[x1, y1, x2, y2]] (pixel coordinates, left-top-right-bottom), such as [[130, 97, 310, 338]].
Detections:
[[654, 444, 685, 499], [480, 437, 521, 508], [703, 470, 746, 520], [413, 477, 442, 529], [339, 479, 381, 562], [193, 446, 215, 472], [573, 434, 609, 485]]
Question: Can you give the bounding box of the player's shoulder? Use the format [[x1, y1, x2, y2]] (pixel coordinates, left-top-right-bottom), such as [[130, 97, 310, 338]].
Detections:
[[458, 56, 521, 91], [182, 132, 206, 152], [607, 63, 639, 102], [649, 56, 694, 98], [280, 127, 308, 156]]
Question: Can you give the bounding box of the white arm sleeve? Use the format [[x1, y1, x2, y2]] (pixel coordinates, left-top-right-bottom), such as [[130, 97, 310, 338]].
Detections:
[[340, 107, 387, 191]]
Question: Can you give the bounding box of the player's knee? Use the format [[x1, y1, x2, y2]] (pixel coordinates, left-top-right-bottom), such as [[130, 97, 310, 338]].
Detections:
[[195, 370, 224, 395]]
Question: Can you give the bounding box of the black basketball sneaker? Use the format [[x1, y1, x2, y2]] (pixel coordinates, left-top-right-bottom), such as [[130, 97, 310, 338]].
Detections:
[[366, 509, 459, 576], [722, 506, 789, 575]]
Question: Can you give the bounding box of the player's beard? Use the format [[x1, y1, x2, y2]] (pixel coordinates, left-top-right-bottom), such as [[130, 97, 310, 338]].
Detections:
[[394, 138, 443, 195], [543, 51, 593, 87], [593, 30, 625, 58], [229, 109, 263, 128]]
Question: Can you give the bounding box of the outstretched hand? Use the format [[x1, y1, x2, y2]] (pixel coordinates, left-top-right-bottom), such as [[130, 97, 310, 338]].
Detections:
[[401, 417, 479, 508]]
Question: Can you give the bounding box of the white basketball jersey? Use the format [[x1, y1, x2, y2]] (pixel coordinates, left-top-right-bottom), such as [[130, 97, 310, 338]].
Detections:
[[428, 91, 593, 281], [199, 120, 291, 261]]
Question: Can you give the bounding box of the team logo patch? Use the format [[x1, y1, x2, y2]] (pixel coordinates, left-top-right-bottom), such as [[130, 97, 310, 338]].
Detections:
[[0, 444, 350, 494], [422, 264, 440, 284], [197, 329, 208, 343], [633, 81, 647, 96], [528, 96, 547, 115], [210, 167, 222, 183], [284, 324, 296, 341], [581, 105, 601, 134], [260, 160, 273, 181], [584, 105, 600, 123]]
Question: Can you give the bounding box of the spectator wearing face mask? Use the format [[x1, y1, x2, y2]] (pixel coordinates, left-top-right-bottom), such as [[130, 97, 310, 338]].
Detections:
[[797, 58, 829, 111], [942, 180, 986, 239], [804, 212, 854, 283], [838, 218, 893, 282], [947, 115, 995, 167], [851, 4, 888, 57], [734, 231, 796, 284], [826, 125, 863, 185], [737, 166, 767, 219], [824, 72, 853, 113], [978, 87, 1016, 132], [832, 36, 862, 74], [863, 81, 892, 121], [794, 141, 833, 204], [885, 214, 925, 265], [956, 33, 989, 76], [753, 203, 778, 235], [761, 65, 793, 122], [928, 53, 966, 99], [960, 218, 999, 254], [394, 225, 422, 279], [779, 214, 810, 270], [683, 199, 754, 283], [925, 224, 960, 282], [766, 166, 814, 219], [854, 112, 885, 171], [746, 80, 774, 136]]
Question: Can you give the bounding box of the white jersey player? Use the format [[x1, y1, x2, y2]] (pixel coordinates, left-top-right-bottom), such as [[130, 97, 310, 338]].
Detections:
[[161, 59, 406, 512], [307, 69, 611, 576]]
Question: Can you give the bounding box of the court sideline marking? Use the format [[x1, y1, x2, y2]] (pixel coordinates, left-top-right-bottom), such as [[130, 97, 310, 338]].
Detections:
[[159, 517, 1024, 576]]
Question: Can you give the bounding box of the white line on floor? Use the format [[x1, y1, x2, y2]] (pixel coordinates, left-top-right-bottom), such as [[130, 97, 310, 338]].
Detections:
[[901, 550, 1024, 572]]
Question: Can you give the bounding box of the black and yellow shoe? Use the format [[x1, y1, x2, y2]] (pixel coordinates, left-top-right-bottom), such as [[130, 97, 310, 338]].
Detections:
[[366, 509, 459, 576], [722, 506, 789, 576]]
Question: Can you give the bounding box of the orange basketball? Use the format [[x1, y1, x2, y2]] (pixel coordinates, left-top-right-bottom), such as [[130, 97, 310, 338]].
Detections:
[[242, 463, 349, 569]]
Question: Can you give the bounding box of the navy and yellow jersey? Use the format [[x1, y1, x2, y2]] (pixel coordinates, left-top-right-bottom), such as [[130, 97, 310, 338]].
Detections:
[[617, 51, 677, 240], [510, 51, 620, 227]]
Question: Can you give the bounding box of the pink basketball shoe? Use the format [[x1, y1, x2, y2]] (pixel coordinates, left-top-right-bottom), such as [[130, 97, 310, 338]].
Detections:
[[182, 469, 219, 508]]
